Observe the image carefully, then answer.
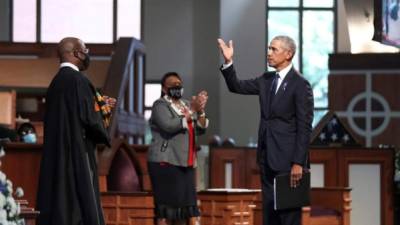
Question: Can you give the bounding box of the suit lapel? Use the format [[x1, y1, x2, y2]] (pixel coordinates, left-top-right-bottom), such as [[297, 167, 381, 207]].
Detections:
[[161, 97, 181, 118]]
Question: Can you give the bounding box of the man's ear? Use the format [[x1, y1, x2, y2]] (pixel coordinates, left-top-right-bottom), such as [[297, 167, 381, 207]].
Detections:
[[162, 87, 168, 95], [286, 50, 294, 60], [73, 50, 79, 58]]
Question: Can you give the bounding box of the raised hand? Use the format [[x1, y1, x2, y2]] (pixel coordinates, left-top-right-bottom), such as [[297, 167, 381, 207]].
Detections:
[[217, 38, 234, 64], [197, 91, 208, 112]]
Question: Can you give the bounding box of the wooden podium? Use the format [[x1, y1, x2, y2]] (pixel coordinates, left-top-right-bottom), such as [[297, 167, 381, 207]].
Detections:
[[101, 192, 154, 225], [198, 189, 259, 225]]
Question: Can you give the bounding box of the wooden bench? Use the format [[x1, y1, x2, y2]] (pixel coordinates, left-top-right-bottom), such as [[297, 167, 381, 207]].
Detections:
[[302, 187, 352, 225]]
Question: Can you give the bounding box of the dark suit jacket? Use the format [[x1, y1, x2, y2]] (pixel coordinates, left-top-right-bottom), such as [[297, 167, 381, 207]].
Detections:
[[221, 65, 314, 172]]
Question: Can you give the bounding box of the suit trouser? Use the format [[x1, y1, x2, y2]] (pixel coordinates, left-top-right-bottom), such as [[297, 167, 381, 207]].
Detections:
[[259, 161, 301, 225]]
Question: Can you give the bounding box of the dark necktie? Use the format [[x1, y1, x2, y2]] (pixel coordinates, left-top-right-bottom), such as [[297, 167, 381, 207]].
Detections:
[[271, 72, 280, 96], [269, 72, 279, 114]]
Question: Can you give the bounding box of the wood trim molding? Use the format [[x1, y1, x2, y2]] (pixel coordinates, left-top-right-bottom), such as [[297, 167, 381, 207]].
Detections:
[[329, 53, 400, 70], [0, 42, 114, 57], [209, 147, 247, 188], [337, 149, 394, 225], [310, 148, 338, 186]]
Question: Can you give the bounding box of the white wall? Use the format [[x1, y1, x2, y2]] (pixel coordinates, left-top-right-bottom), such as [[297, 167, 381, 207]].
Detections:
[[143, 0, 194, 95], [349, 164, 381, 225], [0, 0, 10, 41], [144, 0, 221, 141], [219, 0, 266, 145], [193, 0, 221, 140], [337, 0, 352, 52], [343, 0, 399, 52]]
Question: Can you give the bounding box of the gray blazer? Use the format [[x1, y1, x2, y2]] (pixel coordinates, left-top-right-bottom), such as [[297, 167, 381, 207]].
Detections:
[[147, 97, 207, 167]]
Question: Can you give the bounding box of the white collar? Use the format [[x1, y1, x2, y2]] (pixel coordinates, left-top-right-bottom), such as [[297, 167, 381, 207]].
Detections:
[[276, 63, 292, 80], [163, 96, 190, 116], [60, 62, 80, 72]]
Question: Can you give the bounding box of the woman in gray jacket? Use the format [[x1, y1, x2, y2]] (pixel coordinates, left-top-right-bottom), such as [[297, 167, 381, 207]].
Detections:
[[147, 72, 209, 225]]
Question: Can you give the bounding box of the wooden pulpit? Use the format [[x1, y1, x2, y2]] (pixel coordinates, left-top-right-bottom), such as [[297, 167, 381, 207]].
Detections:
[[198, 189, 258, 225]]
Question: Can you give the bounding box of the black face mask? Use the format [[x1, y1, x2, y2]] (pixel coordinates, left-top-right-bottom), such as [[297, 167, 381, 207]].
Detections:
[[75, 51, 91, 71], [167, 86, 184, 99], [81, 52, 91, 71]]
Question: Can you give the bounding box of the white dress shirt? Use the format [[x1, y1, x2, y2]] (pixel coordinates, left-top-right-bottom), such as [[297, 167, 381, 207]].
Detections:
[[60, 62, 80, 71], [275, 63, 292, 94]]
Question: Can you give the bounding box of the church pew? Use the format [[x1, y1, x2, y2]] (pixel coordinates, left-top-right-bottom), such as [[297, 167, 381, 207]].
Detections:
[[302, 187, 351, 225]]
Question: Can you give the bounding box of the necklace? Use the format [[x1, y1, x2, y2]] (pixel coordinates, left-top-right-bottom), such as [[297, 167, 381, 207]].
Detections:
[[173, 100, 187, 112]]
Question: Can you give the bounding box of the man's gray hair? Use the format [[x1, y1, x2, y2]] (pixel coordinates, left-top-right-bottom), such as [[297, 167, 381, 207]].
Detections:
[[272, 35, 297, 56]]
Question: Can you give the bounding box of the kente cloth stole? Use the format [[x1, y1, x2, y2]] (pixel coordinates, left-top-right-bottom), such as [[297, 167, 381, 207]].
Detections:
[[94, 91, 112, 128]]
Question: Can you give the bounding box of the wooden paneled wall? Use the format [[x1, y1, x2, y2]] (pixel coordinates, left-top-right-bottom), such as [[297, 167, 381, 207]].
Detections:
[[1, 143, 42, 207], [328, 53, 400, 148], [0, 58, 110, 89], [0, 90, 16, 128]]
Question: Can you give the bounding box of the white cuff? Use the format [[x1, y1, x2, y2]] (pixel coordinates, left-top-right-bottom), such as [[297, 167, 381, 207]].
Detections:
[[221, 61, 233, 70], [182, 117, 189, 129], [197, 118, 209, 128]]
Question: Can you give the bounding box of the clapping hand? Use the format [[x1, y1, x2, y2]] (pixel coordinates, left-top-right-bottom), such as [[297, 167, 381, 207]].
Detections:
[[103, 96, 117, 108], [191, 90, 208, 113]]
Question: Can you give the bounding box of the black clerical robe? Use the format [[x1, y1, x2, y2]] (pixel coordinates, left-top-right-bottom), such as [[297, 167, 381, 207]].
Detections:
[[36, 66, 110, 225]]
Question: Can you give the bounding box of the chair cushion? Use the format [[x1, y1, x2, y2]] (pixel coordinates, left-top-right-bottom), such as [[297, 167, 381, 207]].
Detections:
[[310, 206, 340, 217]]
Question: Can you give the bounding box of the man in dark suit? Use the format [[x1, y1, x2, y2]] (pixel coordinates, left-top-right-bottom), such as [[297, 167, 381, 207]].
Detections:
[[218, 35, 314, 225]]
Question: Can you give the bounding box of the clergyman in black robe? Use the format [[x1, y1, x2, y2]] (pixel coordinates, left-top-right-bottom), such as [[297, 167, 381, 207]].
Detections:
[[36, 37, 113, 225]]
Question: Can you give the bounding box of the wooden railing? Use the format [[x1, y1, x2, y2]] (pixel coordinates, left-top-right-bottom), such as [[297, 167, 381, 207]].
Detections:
[[102, 38, 146, 145]]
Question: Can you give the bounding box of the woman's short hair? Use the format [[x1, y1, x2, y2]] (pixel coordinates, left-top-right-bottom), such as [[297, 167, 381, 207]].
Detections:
[[160, 72, 182, 97], [161, 72, 182, 87]]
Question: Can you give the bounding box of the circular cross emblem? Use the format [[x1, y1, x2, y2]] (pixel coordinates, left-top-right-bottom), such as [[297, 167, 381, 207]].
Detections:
[[335, 73, 400, 147], [346, 91, 391, 137]]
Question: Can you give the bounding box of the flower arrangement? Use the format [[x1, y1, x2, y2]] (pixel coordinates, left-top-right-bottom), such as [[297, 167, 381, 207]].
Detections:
[[0, 145, 25, 225]]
